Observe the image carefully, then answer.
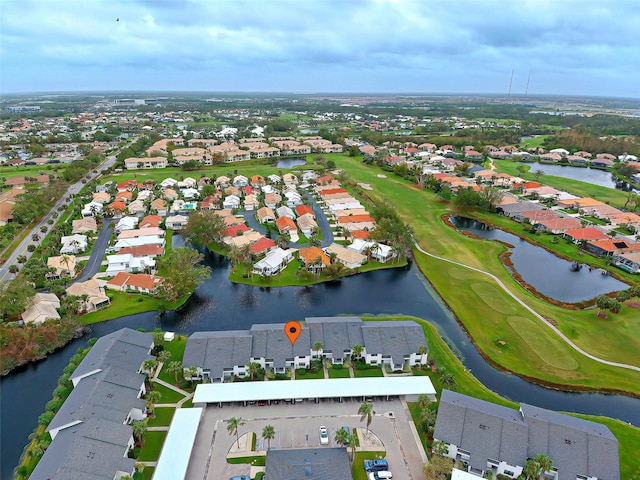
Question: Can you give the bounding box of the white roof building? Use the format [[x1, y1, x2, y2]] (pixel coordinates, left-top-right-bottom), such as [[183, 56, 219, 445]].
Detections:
[[253, 247, 293, 276], [115, 216, 139, 233], [160, 177, 178, 188], [21, 292, 61, 325], [60, 234, 88, 254], [81, 201, 104, 218], [223, 194, 241, 210]]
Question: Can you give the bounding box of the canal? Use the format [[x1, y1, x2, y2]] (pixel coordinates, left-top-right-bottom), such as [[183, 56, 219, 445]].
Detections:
[[2, 246, 640, 479], [450, 216, 628, 302]]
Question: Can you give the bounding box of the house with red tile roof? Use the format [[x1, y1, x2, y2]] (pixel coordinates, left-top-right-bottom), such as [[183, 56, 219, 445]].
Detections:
[[350, 230, 371, 240], [224, 224, 250, 238], [276, 216, 297, 233], [117, 244, 164, 258], [106, 272, 164, 294], [200, 195, 221, 210], [108, 200, 126, 214], [115, 191, 133, 203], [337, 215, 375, 224], [563, 228, 610, 244], [250, 237, 276, 255], [116, 180, 138, 192], [295, 205, 314, 217], [587, 239, 640, 258], [139, 215, 162, 229], [298, 246, 330, 273], [318, 188, 348, 196]]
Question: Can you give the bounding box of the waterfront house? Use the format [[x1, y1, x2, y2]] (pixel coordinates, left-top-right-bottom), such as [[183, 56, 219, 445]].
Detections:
[[107, 272, 164, 294], [253, 247, 293, 276], [298, 246, 330, 273], [66, 279, 111, 312], [165, 214, 188, 230], [21, 292, 61, 325], [324, 244, 366, 269]]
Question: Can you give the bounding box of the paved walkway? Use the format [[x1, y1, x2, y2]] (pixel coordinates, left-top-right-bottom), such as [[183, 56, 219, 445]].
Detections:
[[151, 363, 194, 408], [413, 242, 640, 372]]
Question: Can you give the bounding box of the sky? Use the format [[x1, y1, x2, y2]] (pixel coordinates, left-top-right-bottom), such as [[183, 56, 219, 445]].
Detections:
[[1, 0, 639, 98]]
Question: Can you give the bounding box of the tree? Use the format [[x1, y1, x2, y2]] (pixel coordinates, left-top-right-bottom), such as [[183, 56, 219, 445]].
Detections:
[[157, 350, 171, 364], [596, 295, 610, 316], [0, 276, 36, 321], [358, 401, 375, 435], [132, 419, 148, 447], [313, 342, 323, 359], [247, 361, 262, 380], [423, 454, 453, 480], [334, 427, 349, 447], [157, 248, 211, 302], [346, 433, 357, 462], [522, 454, 553, 480], [439, 373, 457, 391], [420, 408, 437, 439], [351, 344, 363, 360], [142, 358, 159, 376], [262, 424, 275, 450], [533, 169, 544, 182], [166, 361, 183, 386], [431, 439, 449, 456], [184, 210, 226, 247], [479, 186, 505, 211], [145, 390, 162, 416], [227, 417, 246, 449], [8, 265, 19, 276]]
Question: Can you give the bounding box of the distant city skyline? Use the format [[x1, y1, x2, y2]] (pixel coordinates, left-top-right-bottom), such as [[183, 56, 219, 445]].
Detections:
[[2, 0, 639, 98]]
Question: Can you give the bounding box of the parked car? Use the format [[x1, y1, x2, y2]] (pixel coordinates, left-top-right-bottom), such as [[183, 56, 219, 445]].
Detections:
[[319, 425, 329, 445], [368, 471, 393, 480], [364, 459, 389, 472]]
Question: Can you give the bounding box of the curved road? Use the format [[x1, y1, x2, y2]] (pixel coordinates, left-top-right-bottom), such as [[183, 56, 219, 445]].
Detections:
[[0, 155, 117, 283], [413, 242, 640, 373]]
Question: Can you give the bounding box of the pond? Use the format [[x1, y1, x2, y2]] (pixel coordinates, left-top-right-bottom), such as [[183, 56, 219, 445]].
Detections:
[[276, 157, 307, 169], [531, 162, 625, 190], [2, 240, 640, 479], [299, 128, 319, 134], [450, 216, 628, 303]]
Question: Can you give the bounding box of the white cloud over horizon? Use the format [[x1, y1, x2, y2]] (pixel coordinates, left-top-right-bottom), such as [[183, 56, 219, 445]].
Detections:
[[1, 0, 639, 97]]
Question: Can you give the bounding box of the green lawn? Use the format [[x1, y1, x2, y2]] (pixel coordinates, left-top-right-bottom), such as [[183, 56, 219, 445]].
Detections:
[[157, 336, 187, 384], [519, 135, 550, 148], [150, 381, 185, 404], [134, 466, 154, 480], [295, 368, 325, 380], [137, 431, 167, 461], [352, 367, 384, 378], [81, 291, 189, 324], [328, 366, 351, 378], [0, 163, 68, 179], [329, 153, 640, 396], [147, 407, 175, 427]]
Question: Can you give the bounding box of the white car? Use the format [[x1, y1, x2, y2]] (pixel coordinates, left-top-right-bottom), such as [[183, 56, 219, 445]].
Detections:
[[368, 471, 393, 480], [319, 425, 329, 445]]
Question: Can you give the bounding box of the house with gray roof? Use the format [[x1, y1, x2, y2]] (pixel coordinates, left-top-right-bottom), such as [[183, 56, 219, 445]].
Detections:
[[265, 447, 352, 480], [183, 317, 428, 382], [434, 390, 620, 480], [31, 328, 153, 480]]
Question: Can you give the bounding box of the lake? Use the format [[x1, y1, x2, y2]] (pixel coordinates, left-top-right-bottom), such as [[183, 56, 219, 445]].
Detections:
[[276, 157, 307, 169], [532, 162, 622, 189], [2, 244, 639, 479], [450, 216, 628, 303]]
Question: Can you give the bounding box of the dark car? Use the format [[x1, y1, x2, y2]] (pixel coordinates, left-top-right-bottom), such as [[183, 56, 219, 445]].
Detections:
[[364, 459, 389, 472]]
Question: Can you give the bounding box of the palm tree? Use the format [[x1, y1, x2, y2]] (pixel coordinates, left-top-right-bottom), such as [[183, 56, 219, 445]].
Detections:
[[439, 373, 457, 391], [9, 265, 19, 277], [227, 417, 246, 449], [313, 342, 323, 359], [346, 433, 357, 462], [187, 365, 199, 385], [132, 419, 148, 447], [358, 401, 375, 435], [523, 453, 553, 480], [157, 350, 171, 364], [351, 344, 363, 361], [145, 390, 162, 416], [246, 362, 262, 381], [142, 359, 159, 376], [334, 427, 349, 447], [60, 254, 73, 276], [166, 360, 183, 386], [262, 424, 275, 450]]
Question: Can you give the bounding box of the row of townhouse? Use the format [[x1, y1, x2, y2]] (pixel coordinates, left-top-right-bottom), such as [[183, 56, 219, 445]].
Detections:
[[183, 316, 428, 382]]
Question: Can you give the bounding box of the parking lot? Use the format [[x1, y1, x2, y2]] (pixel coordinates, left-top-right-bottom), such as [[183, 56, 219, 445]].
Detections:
[[185, 397, 426, 480]]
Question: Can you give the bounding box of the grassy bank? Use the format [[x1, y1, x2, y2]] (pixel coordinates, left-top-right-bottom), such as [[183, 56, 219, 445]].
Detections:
[[329, 153, 640, 393], [363, 316, 640, 478], [80, 291, 189, 325]]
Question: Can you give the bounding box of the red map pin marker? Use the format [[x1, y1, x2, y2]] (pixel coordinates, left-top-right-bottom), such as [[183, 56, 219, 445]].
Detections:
[[284, 321, 301, 345]]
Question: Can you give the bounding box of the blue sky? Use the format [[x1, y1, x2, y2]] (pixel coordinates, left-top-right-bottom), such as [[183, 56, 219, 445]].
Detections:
[[1, 0, 639, 97]]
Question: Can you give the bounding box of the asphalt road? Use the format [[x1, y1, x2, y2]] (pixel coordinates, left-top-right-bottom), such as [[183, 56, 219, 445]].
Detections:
[[72, 219, 113, 284], [0, 155, 117, 283]]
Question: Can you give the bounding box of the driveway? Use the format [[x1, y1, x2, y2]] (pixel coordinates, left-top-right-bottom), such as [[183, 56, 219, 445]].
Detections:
[[72, 219, 113, 283]]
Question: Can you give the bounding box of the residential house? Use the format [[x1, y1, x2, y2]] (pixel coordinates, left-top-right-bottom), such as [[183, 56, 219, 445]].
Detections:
[[257, 206, 276, 223], [108, 200, 126, 216], [264, 192, 282, 209], [285, 190, 303, 207], [223, 194, 241, 210], [348, 239, 395, 263], [267, 174, 281, 184], [233, 175, 249, 187], [150, 198, 168, 216], [299, 247, 330, 273], [124, 156, 167, 169], [324, 244, 366, 269], [72, 217, 98, 234], [115, 190, 133, 204], [47, 255, 77, 278], [162, 188, 179, 201], [117, 227, 165, 240], [66, 279, 111, 312], [563, 228, 610, 244], [115, 216, 139, 234], [165, 214, 188, 230], [127, 199, 146, 216], [107, 272, 164, 294], [253, 247, 293, 276], [30, 328, 153, 480], [276, 205, 296, 219], [296, 213, 318, 237], [539, 153, 563, 163], [177, 177, 197, 189], [139, 215, 162, 229], [295, 205, 314, 217], [433, 390, 620, 480], [21, 293, 61, 325], [60, 234, 88, 254], [105, 253, 156, 274], [586, 239, 640, 258], [613, 251, 640, 274], [283, 173, 298, 186], [214, 175, 230, 187], [81, 201, 104, 218], [117, 244, 164, 259], [200, 195, 220, 210], [110, 235, 165, 252], [244, 193, 259, 211], [250, 175, 265, 187], [549, 148, 569, 157], [538, 217, 582, 234], [250, 237, 276, 256], [567, 155, 588, 165], [181, 187, 200, 200], [92, 192, 111, 204], [160, 177, 178, 189], [276, 216, 297, 236]]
